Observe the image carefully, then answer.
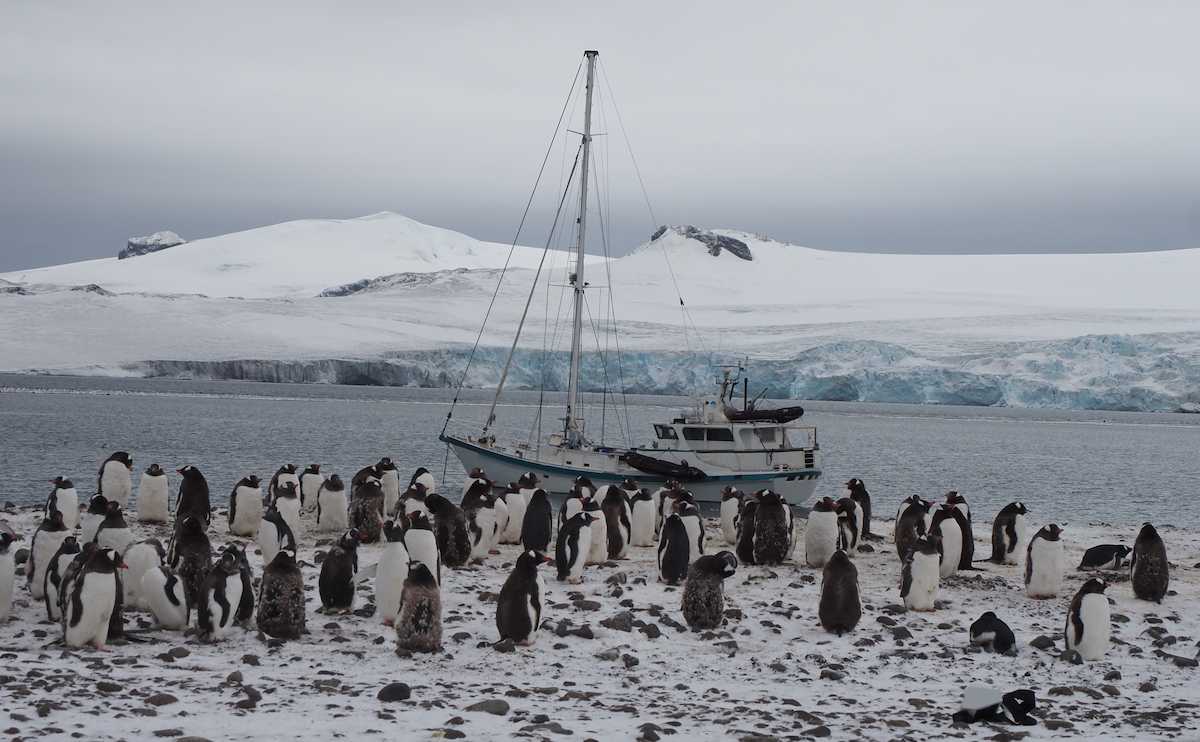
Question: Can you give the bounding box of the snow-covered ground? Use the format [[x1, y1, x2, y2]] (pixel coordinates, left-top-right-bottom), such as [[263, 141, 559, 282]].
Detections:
[[0, 497, 1195, 741], [2, 213, 1198, 411]]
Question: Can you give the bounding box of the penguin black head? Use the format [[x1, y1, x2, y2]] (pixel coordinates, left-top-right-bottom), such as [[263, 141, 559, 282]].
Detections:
[[280, 464, 297, 475], [339, 529, 363, 550], [1079, 577, 1108, 595], [695, 550, 738, 579], [1137, 523, 1160, 542], [1014, 501, 1027, 515], [223, 542, 249, 565], [88, 494, 109, 514], [95, 547, 125, 571], [518, 472, 538, 489], [146, 464, 163, 476], [424, 493, 451, 514], [721, 486, 742, 501], [241, 474, 261, 489], [215, 548, 241, 575], [946, 491, 966, 506], [271, 548, 299, 570], [813, 497, 837, 512], [528, 488, 549, 505], [573, 476, 595, 496], [382, 520, 405, 542], [469, 467, 487, 480], [911, 535, 940, 555], [1042, 524, 1063, 540], [407, 561, 437, 587], [52, 476, 74, 490], [104, 501, 124, 520], [503, 482, 521, 496], [621, 478, 639, 491], [516, 549, 551, 573], [836, 497, 856, 517], [108, 452, 133, 469], [826, 548, 853, 570], [0, 532, 14, 552], [326, 473, 344, 488], [378, 457, 395, 470], [176, 465, 204, 480], [304, 464, 321, 475], [278, 481, 299, 498]]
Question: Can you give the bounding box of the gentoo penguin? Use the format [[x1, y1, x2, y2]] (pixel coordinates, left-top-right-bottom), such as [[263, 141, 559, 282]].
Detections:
[[584, 496, 609, 565], [136, 464, 169, 523], [225, 543, 255, 627], [352, 462, 381, 491], [397, 484, 429, 521], [169, 514, 213, 609], [894, 495, 925, 536], [989, 502, 1028, 565], [28, 511, 70, 600], [491, 488, 510, 550], [174, 465, 212, 527], [944, 498, 976, 569], [97, 451, 133, 508], [1024, 524, 1064, 599], [395, 562, 442, 653], [424, 493, 471, 568], [376, 458, 401, 517], [559, 477, 592, 529], [55, 543, 93, 623], [257, 507, 296, 567], [496, 549, 550, 645], [655, 482, 684, 537], [835, 497, 861, 553], [735, 497, 759, 566], [81, 494, 109, 544], [929, 504, 963, 579], [818, 549, 861, 635], [349, 479, 385, 544], [376, 521, 410, 625], [403, 511, 441, 585], [42, 536, 81, 621], [952, 688, 1038, 726], [900, 535, 941, 612], [520, 489, 554, 553], [141, 565, 190, 630], [677, 499, 705, 559], [1065, 577, 1110, 661], [1130, 523, 1169, 602], [46, 477, 79, 530], [657, 513, 691, 585], [601, 485, 632, 560], [461, 479, 498, 563], [256, 548, 305, 640], [946, 490, 970, 523], [95, 501, 134, 554], [318, 529, 361, 613], [62, 547, 122, 649], [894, 497, 930, 561], [461, 467, 489, 497], [970, 611, 1017, 655], [299, 464, 324, 512], [556, 512, 594, 584], [628, 486, 658, 548], [804, 497, 839, 568], [1078, 544, 1132, 571], [754, 490, 792, 566], [120, 538, 165, 610], [844, 478, 876, 540], [0, 531, 19, 621], [681, 551, 738, 630], [408, 467, 439, 497], [228, 475, 263, 537], [268, 464, 300, 505], [316, 475, 349, 533], [498, 482, 528, 544], [719, 487, 744, 545], [272, 481, 304, 543], [197, 548, 244, 641]]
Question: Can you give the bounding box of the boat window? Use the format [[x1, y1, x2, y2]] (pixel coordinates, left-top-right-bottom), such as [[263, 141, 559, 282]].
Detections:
[[654, 424, 678, 440], [755, 428, 777, 444], [706, 428, 735, 442], [682, 427, 705, 441]]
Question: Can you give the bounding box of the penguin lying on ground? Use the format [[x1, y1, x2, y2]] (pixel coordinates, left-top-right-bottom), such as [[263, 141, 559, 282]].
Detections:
[[970, 611, 1016, 655], [952, 687, 1038, 726], [1078, 544, 1132, 571]]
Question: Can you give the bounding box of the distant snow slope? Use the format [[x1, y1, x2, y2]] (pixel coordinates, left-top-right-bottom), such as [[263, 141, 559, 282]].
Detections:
[[2, 218, 1198, 411]]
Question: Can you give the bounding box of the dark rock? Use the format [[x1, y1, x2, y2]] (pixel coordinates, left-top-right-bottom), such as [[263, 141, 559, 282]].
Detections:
[[13, 548, 28, 565], [595, 648, 620, 661], [1029, 635, 1056, 650], [819, 669, 844, 681], [568, 625, 594, 640], [1104, 670, 1122, 681], [96, 681, 122, 694], [891, 627, 913, 641], [601, 612, 634, 632], [622, 654, 639, 669], [574, 599, 601, 612], [226, 671, 243, 684], [802, 725, 831, 738], [520, 722, 574, 735], [493, 639, 516, 654], [377, 683, 412, 702], [119, 231, 185, 260], [152, 730, 182, 738], [639, 624, 662, 640], [1048, 686, 1074, 697], [653, 225, 753, 261], [242, 654, 260, 666], [145, 693, 178, 707], [465, 699, 510, 716], [1139, 681, 1157, 693], [168, 647, 190, 658]]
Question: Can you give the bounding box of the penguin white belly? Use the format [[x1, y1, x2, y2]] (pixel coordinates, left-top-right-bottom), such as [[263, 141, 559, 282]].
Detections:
[[97, 527, 134, 556], [276, 499, 302, 542], [720, 499, 740, 545], [955, 503, 970, 524], [905, 551, 940, 611], [121, 543, 162, 609], [56, 489, 80, 530], [1026, 539, 1064, 598], [405, 532, 440, 584], [937, 520, 962, 578], [630, 500, 656, 547], [142, 568, 189, 630], [230, 487, 264, 536], [0, 552, 14, 621], [570, 524, 592, 582], [562, 499, 583, 525], [257, 521, 282, 566], [80, 514, 104, 545], [380, 471, 400, 516], [64, 572, 116, 648], [137, 476, 169, 523], [522, 572, 545, 646], [922, 510, 934, 533], [317, 491, 349, 533], [651, 490, 664, 534], [31, 531, 68, 600], [471, 507, 497, 561], [1072, 593, 1111, 660], [587, 515, 608, 564], [501, 493, 527, 543], [491, 499, 509, 550], [613, 502, 632, 559], [300, 473, 324, 512], [414, 471, 438, 494], [681, 516, 704, 561], [206, 578, 243, 640], [805, 512, 838, 567], [44, 553, 76, 620], [1010, 514, 1028, 565], [101, 465, 132, 507], [375, 543, 410, 625]]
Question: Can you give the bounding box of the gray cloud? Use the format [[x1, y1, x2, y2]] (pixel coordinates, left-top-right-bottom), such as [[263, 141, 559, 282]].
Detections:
[[2, 1, 1198, 270]]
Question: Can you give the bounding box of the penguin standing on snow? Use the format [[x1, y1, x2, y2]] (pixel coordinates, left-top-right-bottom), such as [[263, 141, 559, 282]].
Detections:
[[895, 497, 930, 561], [894, 495, 925, 536], [316, 474, 348, 533], [95, 501, 134, 554], [349, 479, 385, 544], [81, 494, 109, 544], [29, 510, 70, 600], [425, 493, 471, 568], [753, 490, 791, 566], [719, 487, 743, 545], [559, 478, 591, 529], [257, 507, 296, 567], [97, 452, 133, 508], [376, 521, 410, 626], [498, 481, 528, 544], [272, 481, 304, 543], [403, 511, 441, 585], [318, 529, 361, 613], [677, 499, 705, 558], [655, 482, 683, 537], [943, 495, 976, 569], [397, 484, 429, 521], [735, 496, 759, 566], [584, 496, 609, 565], [55, 543, 94, 623], [946, 490, 971, 524], [1065, 577, 1110, 660], [137, 464, 169, 523], [46, 477, 79, 530], [521, 489, 554, 554], [844, 478, 875, 541], [169, 514, 213, 609], [970, 611, 1017, 655], [556, 512, 594, 584], [929, 504, 963, 579], [197, 548, 244, 642], [804, 497, 839, 568], [1025, 524, 1064, 598], [62, 547, 123, 649], [257, 548, 305, 640], [461, 479, 497, 563], [42, 535, 81, 621], [601, 485, 632, 560], [408, 467, 438, 497], [228, 475, 263, 537], [174, 465, 212, 528], [496, 549, 550, 645], [1078, 544, 1132, 571], [0, 532, 14, 622], [227, 544, 254, 627], [120, 538, 165, 610], [657, 513, 691, 585], [1130, 523, 1169, 602], [989, 502, 1028, 565], [299, 464, 324, 512], [835, 497, 861, 553], [819, 549, 861, 635], [629, 486, 657, 548], [395, 562, 442, 653], [141, 564, 190, 630], [376, 458, 401, 517], [900, 535, 941, 612], [268, 464, 300, 505], [681, 551, 737, 630]]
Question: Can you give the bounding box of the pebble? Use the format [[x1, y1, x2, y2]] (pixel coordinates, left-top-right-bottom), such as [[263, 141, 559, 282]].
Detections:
[[146, 693, 179, 707], [465, 699, 510, 716], [377, 683, 412, 702]]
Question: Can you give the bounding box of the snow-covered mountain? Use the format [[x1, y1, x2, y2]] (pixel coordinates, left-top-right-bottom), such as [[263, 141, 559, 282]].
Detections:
[[2, 215, 1198, 412]]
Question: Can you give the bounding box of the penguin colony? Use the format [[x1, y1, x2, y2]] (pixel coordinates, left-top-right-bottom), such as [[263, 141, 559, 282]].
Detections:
[[0, 457, 1177, 725]]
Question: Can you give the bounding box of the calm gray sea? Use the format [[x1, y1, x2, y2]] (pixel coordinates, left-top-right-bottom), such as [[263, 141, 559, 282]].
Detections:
[[2, 373, 1197, 528]]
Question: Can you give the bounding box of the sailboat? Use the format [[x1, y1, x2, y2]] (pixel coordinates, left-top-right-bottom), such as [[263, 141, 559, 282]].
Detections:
[[439, 50, 822, 504]]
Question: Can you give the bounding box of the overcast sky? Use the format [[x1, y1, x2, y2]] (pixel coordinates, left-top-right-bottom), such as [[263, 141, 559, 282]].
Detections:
[[2, 1, 1198, 271]]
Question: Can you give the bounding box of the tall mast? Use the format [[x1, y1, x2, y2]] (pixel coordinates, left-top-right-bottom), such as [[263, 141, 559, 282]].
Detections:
[[564, 49, 598, 446]]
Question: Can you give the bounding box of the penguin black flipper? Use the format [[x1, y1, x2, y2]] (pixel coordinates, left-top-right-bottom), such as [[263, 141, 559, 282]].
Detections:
[[108, 569, 125, 640], [228, 487, 237, 528], [900, 558, 913, 599], [1004, 518, 1018, 558]]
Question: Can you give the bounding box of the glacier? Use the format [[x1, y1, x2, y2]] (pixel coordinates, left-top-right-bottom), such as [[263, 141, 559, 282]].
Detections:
[[2, 214, 1199, 413]]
